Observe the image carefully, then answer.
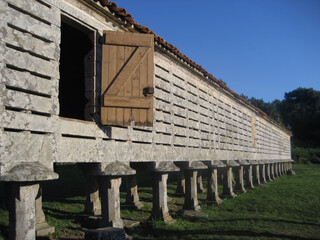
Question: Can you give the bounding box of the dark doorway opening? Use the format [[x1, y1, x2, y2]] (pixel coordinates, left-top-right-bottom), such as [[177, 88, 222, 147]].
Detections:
[[59, 19, 92, 120]]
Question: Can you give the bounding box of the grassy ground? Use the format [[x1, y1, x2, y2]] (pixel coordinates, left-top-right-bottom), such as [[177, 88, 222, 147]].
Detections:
[[0, 164, 320, 239]]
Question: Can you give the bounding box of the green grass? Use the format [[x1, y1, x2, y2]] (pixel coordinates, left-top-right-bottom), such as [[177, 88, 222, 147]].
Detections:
[[0, 164, 320, 239]]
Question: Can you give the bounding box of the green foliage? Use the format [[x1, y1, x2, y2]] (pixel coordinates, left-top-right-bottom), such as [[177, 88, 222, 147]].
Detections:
[[245, 87, 320, 158]]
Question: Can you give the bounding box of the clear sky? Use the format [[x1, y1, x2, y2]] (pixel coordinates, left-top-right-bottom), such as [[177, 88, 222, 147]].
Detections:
[[113, 0, 320, 102]]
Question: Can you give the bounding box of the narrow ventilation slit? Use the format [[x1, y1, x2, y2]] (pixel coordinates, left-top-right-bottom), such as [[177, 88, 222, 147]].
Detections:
[[8, 4, 51, 26], [61, 134, 96, 140], [30, 131, 49, 135], [6, 64, 51, 80], [6, 43, 51, 61], [132, 141, 152, 144], [3, 128, 24, 133], [5, 85, 51, 98]]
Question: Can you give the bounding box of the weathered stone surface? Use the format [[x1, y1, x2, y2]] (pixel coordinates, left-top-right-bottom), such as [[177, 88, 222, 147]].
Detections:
[[0, 163, 58, 182], [244, 165, 255, 189], [85, 227, 127, 240], [189, 161, 208, 170], [7, 182, 39, 240], [151, 172, 175, 224], [207, 167, 222, 204], [234, 165, 246, 193], [197, 174, 206, 193], [100, 162, 135, 176], [125, 174, 143, 210], [184, 169, 201, 211], [154, 161, 179, 173], [99, 177, 123, 228], [211, 160, 226, 168], [222, 167, 237, 198]]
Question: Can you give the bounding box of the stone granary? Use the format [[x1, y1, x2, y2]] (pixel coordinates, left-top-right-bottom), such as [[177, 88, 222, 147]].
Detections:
[[0, 0, 294, 239]]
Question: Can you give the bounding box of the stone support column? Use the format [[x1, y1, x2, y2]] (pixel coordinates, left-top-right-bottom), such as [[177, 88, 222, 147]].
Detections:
[[99, 176, 123, 228], [244, 165, 254, 189], [8, 182, 39, 240], [0, 163, 59, 240], [184, 169, 201, 211], [266, 162, 272, 181], [221, 161, 238, 198], [259, 162, 267, 183], [98, 162, 136, 229], [175, 171, 185, 195], [78, 163, 102, 216], [84, 175, 101, 215], [252, 162, 260, 185], [126, 174, 144, 210], [234, 163, 246, 193], [151, 172, 174, 223], [35, 187, 55, 237], [207, 168, 220, 204], [270, 162, 276, 180], [197, 173, 206, 193], [274, 162, 279, 178]]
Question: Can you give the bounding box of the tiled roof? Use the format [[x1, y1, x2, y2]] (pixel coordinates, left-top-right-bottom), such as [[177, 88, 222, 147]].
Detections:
[[93, 0, 291, 135]]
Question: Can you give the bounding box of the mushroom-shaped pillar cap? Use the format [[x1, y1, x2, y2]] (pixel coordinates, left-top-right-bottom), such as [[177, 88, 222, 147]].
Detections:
[[188, 161, 208, 170], [257, 160, 266, 164], [100, 162, 136, 176], [0, 163, 59, 182], [211, 160, 226, 168], [221, 160, 240, 167], [248, 160, 259, 165], [154, 161, 180, 173], [237, 160, 250, 166]]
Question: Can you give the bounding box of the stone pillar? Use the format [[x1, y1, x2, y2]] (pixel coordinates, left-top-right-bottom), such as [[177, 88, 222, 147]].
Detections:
[[99, 176, 123, 228], [234, 165, 246, 193], [184, 169, 201, 211], [8, 182, 40, 240], [84, 174, 101, 215], [259, 162, 267, 183], [270, 163, 276, 180], [175, 171, 185, 195], [78, 163, 102, 216], [244, 165, 254, 189], [126, 174, 144, 210], [222, 167, 237, 198], [207, 167, 222, 204], [274, 162, 279, 178], [35, 187, 55, 237], [151, 172, 174, 223], [253, 164, 260, 185], [266, 162, 272, 181], [197, 174, 206, 193]]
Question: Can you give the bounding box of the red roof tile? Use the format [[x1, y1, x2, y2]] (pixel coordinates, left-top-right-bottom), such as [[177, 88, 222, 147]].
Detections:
[[93, 0, 291, 135]]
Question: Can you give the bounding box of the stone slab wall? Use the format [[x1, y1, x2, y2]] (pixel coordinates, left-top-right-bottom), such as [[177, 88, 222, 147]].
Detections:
[[0, 0, 291, 175]]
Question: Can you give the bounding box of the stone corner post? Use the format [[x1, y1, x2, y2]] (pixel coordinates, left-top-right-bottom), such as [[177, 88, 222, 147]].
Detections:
[[1, 163, 58, 240]]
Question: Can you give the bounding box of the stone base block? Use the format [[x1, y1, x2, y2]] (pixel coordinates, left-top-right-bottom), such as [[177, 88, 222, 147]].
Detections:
[[85, 227, 129, 240], [36, 222, 55, 237], [123, 219, 140, 228], [288, 170, 296, 175]]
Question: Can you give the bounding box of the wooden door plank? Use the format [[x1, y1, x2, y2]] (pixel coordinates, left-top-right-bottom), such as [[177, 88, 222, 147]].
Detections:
[[132, 65, 140, 124], [124, 46, 134, 125], [115, 46, 125, 126], [147, 49, 154, 125], [107, 45, 117, 125], [104, 96, 152, 108], [104, 31, 153, 47], [106, 47, 149, 95]]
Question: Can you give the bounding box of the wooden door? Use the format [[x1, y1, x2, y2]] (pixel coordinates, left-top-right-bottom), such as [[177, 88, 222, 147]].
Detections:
[[101, 31, 154, 126]]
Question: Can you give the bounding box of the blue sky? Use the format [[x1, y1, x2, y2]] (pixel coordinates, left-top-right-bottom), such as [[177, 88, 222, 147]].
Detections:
[[114, 0, 320, 102]]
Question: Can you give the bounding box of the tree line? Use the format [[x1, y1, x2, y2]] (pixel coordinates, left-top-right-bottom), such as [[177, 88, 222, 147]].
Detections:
[[241, 87, 320, 163]]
